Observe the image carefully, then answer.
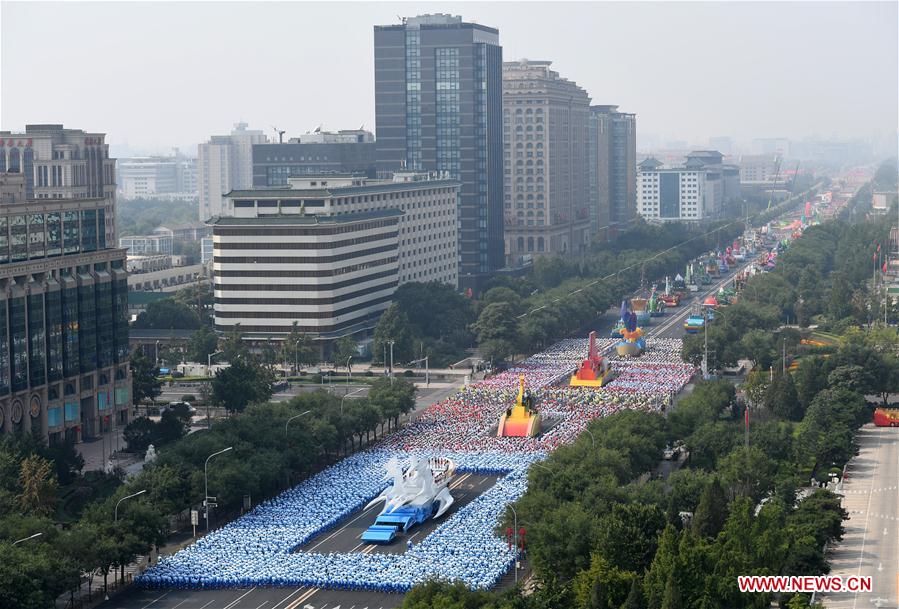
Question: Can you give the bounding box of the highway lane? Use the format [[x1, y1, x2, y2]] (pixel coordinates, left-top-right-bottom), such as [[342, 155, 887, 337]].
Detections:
[[295, 473, 498, 555], [820, 425, 899, 609]]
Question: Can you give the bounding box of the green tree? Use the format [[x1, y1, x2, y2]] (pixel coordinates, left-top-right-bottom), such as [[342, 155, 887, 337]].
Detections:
[[331, 335, 358, 371], [17, 455, 57, 516], [718, 445, 777, 502], [132, 297, 201, 330], [279, 322, 316, 370], [660, 573, 682, 609], [123, 417, 156, 452], [573, 555, 634, 609], [765, 372, 803, 421], [594, 503, 666, 573], [482, 286, 523, 313], [691, 478, 728, 539], [479, 338, 517, 364], [645, 524, 678, 609], [472, 302, 519, 344], [219, 324, 249, 363], [130, 349, 162, 405], [622, 575, 647, 609], [739, 329, 775, 370], [211, 359, 275, 413], [187, 326, 218, 364], [371, 304, 415, 366]]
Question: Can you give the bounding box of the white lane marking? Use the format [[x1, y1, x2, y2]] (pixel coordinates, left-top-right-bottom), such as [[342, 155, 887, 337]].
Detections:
[[140, 593, 168, 609], [198, 600, 216, 609], [223, 587, 257, 609], [853, 427, 883, 609], [270, 587, 305, 609], [255, 603, 269, 609], [286, 587, 319, 609], [169, 599, 189, 609], [308, 505, 380, 551]]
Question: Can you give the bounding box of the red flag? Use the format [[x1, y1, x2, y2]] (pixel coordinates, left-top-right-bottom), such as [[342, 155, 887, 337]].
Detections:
[[873, 253, 877, 262], [877, 243, 881, 252], [883, 262, 888, 273]]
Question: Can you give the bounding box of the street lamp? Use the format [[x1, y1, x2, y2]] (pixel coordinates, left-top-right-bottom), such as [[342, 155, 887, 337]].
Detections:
[[346, 356, 353, 396], [508, 504, 519, 584], [388, 340, 395, 383], [583, 428, 595, 448], [285, 410, 311, 433], [207, 350, 224, 376], [204, 446, 233, 531], [114, 489, 147, 522], [155, 341, 160, 366], [340, 387, 365, 415], [294, 339, 301, 375], [12, 532, 42, 545]]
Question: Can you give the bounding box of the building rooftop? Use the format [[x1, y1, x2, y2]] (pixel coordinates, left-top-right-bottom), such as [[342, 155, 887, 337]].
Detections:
[[209, 208, 404, 226], [224, 176, 461, 199]]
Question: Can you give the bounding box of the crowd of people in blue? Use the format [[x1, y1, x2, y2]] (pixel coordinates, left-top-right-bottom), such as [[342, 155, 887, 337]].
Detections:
[[137, 337, 694, 593]]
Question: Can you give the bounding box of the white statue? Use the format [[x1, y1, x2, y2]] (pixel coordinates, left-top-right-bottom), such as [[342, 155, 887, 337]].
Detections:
[[366, 456, 456, 520], [144, 444, 157, 464]]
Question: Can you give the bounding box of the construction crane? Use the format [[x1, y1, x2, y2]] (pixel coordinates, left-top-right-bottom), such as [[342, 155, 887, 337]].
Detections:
[[271, 126, 286, 144]]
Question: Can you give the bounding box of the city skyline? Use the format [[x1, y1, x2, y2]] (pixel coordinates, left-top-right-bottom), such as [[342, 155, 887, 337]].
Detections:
[[2, 1, 896, 154]]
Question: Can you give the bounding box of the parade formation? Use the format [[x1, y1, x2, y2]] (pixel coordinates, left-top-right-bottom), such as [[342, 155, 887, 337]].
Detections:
[[136, 336, 695, 593]]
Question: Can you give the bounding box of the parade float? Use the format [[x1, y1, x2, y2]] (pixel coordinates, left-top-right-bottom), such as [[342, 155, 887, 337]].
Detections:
[[361, 456, 457, 544], [497, 375, 542, 437], [631, 297, 651, 326], [672, 273, 686, 293], [648, 289, 666, 317], [702, 295, 718, 321], [660, 277, 681, 307], [571, 331, 617, 386], [684, 309, 705, 334], [685, 265, 699, 292], [706, 255, 720, 276], [612, 304, 646, 357]]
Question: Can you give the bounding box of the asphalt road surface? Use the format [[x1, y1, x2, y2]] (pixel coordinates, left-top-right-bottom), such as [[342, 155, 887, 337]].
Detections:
[[820, 424, 899, 609], [96, 475, 498, 609]]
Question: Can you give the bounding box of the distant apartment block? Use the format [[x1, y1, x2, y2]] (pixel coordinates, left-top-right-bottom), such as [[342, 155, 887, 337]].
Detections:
[[213, 172, 460, 342], [503, 59, 591, 264], [118, 153, 197, 200], [198, 122, 267, 221], [739, 154, 779, 183], [252, 129, 377, 187], [637, 150, 739, 223]]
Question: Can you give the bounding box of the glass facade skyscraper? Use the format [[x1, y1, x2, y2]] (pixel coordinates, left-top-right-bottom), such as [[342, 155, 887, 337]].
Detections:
[[0, 128, 131, 445], [374, 14, 504, 290]]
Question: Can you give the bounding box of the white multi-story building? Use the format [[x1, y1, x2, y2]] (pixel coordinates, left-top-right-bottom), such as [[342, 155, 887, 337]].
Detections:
[[118, 234, 173, 255], [197, 122, 267, 221], [213, 172, 460, 342], [118, 154, 197, 199], [638, 158, 718, 222]]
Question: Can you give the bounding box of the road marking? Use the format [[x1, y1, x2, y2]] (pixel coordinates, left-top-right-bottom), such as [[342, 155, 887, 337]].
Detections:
[[351, 541, 364, 551], [198, 600, 216, 609], [224, 587, 257, 609], [140, 593, 168, 609], [853, 427, 884, 609], [308, 504, 381, 551], [270, 588, 305, 609], [169, 599, 189, 609], [285, 587, 319, 609], [255, 603, 269, 609]]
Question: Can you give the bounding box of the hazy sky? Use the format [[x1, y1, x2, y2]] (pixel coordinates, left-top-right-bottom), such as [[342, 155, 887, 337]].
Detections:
[[2, 1, 896, 154]]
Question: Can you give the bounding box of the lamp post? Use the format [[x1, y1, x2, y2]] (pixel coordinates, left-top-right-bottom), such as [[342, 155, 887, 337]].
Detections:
[[154, 341, 160, 366], [207, 350, 223, 376], [508, 504, 519, 584], [12, 532, 42, 545], [388, 340, 395, 384], [204, 446, 233, 531], [285, 410, 311, 433], [583, 428, 595, 448], [346, 356, 353, 396], [294, 339, 300, 375], [340, 387, 365, 415], [114, 489, 147, 523], [285, 411, 311, 488]]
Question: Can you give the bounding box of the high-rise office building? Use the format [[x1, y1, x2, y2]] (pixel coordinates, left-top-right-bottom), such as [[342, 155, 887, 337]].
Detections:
[[0, 125, 131, 444], [503, 60, 591, 265], [374, 14, 503, 291], [198, 122, 267, 221], [252, 129, 377, 187], [588, 106, 636, 238], [118, 153, 197, 200], [637, 150, 738, 223]]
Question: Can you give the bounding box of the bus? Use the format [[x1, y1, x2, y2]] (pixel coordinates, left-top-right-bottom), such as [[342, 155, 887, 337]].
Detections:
[[873, 407, 899, 427]]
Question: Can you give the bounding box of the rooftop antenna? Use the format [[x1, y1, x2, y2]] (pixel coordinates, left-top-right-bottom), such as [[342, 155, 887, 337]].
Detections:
[[271, 126, 286, 144], [314, 124, 322, 134]]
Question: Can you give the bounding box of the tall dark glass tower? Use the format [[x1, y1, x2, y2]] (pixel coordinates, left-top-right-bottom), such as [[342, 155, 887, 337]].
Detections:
[[374, 14, 504, 290]]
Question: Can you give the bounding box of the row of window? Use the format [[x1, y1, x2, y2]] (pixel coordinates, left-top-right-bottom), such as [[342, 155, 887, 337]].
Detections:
[[0, 209, 107, 264], [215, 293, 394, 319], [215, 280, 397, 306], [0, 277, 129, 396], [213, 256, 397, 278]]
